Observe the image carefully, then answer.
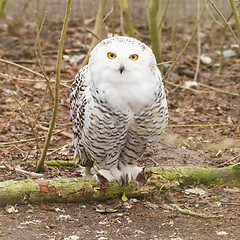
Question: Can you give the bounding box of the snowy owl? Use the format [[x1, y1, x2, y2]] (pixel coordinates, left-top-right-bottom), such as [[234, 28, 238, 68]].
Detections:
[[70, 36, 168, 185]]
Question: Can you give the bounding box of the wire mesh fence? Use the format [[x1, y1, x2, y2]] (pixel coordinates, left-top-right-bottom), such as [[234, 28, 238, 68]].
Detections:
[[4, 0, 233, 22]]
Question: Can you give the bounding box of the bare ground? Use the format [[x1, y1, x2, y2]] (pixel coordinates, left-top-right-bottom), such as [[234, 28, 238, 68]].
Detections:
[[0, 15, 240, 240], [0, 185, 240, 240]]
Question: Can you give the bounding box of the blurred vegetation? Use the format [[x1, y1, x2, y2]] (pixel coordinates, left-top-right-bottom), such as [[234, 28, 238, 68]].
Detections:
[[0, 0, 8, 17]]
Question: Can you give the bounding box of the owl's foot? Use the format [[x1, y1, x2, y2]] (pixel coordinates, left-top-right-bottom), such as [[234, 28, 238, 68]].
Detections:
[[135, 168, 152, 185], [118, 162, 145, 185], [91, 167, 123, 184]]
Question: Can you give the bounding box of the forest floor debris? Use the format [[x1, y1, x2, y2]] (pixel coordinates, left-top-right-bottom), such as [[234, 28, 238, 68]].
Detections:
[[0, 17, 239, 239]]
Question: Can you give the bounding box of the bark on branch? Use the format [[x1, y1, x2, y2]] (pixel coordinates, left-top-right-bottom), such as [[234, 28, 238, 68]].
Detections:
[[0, 164, 239, 207]]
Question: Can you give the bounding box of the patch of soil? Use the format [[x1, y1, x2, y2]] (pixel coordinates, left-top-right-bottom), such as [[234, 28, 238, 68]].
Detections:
[[0, 186, 239, 240]]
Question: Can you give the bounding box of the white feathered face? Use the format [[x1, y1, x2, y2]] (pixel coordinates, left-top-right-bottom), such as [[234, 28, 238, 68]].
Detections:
[[89, 36, 157, 86]]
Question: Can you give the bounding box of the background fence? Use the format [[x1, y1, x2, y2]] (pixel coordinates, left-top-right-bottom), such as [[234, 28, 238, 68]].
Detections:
[[4, 0, 234, 23]]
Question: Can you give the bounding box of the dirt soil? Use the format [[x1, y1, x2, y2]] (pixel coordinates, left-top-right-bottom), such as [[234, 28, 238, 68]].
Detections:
[[0, 13, 240, 240]]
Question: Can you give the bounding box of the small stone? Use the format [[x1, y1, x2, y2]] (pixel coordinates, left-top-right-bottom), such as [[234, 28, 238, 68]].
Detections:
[[217, 231, 228, 236], [200, 54, 212, 64], [64, 236, 80, 240], [6, 205, 18, 214], [57, 214, 71, 221], [183, 81, 199, 89], [184, 188, 206, 195], [48, 224, 56, 229]]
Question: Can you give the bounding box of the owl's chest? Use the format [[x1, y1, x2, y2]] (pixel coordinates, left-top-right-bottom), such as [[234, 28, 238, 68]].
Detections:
[[96, 80, 156, 113]]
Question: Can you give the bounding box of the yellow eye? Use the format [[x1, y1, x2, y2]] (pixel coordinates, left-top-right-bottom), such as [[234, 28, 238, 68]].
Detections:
[[129, 54, 138, 61], [107, 52, 116, 59]]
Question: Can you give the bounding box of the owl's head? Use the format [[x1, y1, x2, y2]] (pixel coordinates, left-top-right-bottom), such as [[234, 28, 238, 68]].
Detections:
[[88, 36, 158, 86]]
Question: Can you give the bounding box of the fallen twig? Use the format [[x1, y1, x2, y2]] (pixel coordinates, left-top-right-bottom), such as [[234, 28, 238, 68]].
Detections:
[[157, 61, 172, 66], [165, 79, 240, 97], [170, 204, 223, 218], [217, 153, 240, 167], [165, 80, 206, 93], [0, 73, 72, 88], [0, 58, 45, 78], [0, 164, 43, 178], [46, 143, 71, 156], [0, 129, 65, 146], [37, 124, 72, 138], [221, 202, 240, 206], [144, 157, 159, 167], [199, 83, 240, 97], [213, 74, 240, 79]]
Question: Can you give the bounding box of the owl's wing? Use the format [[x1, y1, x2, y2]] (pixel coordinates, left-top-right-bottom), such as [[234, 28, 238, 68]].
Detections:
[[70, 65, 89, 118], [130, 68, 168, 145], [150, 68, 168, 140], [70, 65, 90, 164], [70, 65, 129, 173]]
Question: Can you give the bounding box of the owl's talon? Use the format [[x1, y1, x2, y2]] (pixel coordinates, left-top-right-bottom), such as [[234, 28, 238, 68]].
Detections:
[[120, 175, 125, 186], [125, 174, 129, 185], [119, 162, 143, 185]]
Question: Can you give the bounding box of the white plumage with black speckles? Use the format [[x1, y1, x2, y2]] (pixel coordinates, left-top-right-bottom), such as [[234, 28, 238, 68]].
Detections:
[[70, 36, 168, 184]]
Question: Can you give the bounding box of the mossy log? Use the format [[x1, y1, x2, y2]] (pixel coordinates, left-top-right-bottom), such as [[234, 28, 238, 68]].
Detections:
[[0, 164, 239, 207], [151, 164, 240, 186]]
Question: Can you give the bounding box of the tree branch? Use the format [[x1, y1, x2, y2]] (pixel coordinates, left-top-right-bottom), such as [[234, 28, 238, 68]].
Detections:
[[36, 0, 72, 172]]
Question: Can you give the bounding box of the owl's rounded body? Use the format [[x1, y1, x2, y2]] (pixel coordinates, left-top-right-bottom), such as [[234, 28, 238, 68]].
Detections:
[[70, 36, 168, 184]]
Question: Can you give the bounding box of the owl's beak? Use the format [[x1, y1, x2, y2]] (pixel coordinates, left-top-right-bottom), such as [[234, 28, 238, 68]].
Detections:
[[119, 64, 125, 74]]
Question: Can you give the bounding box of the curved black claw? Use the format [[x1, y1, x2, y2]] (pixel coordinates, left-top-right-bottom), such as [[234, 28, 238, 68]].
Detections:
[[120, 175, 125, 187], [125, 174, 130, 185], [120, 174, 131, 186]]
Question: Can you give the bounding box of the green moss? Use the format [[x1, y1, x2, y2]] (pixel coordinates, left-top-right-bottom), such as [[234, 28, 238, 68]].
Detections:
[[213, 197, 220, 202], [45, 160, 75, 166], [149, 164, 240, 187], [0, 179, 40, 206], [49, 178, 90, 199]]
